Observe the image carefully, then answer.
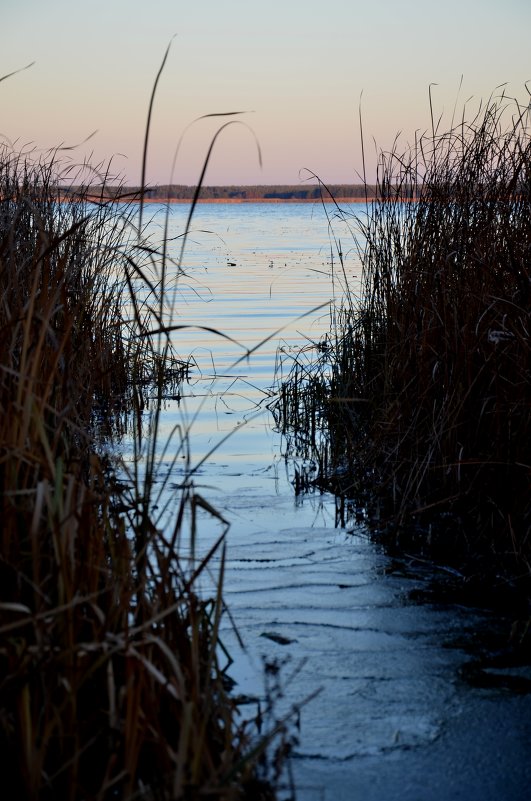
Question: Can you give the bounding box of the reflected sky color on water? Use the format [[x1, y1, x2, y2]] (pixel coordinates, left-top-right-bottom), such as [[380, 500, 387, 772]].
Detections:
[[128, 201, 531, 801], [137, 201, 361, 474]]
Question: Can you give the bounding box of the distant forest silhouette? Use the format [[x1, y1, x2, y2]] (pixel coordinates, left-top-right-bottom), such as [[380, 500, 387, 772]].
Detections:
[[61, 184, 383, 201], [142, 184, 376, 200]]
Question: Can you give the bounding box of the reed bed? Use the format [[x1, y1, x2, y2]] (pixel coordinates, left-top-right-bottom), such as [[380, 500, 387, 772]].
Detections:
[[273, 92, 531, 584], [0, 140, 292, 799]]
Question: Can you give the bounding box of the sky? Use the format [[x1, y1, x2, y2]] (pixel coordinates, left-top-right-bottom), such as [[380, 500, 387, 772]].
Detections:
[[1, 0, 530, 187]]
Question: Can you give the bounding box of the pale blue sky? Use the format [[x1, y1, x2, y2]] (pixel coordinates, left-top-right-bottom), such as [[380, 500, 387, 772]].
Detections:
[[1, 0, 530, 185]]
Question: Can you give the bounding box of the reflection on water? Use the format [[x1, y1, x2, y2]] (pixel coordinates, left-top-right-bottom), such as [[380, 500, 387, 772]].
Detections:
[[138, 201, 360, 479], [132, 201, 531, 801]]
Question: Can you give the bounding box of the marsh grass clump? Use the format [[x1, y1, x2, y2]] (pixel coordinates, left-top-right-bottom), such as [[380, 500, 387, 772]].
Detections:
[[0, 143, 284, 799], [274, 92, 531, 583]]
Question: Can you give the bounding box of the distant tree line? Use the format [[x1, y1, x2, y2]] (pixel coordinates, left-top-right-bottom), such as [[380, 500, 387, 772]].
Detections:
[[60, 183, 446, 202], [141, 184, 379, 200], [60, 184, 386, 201]]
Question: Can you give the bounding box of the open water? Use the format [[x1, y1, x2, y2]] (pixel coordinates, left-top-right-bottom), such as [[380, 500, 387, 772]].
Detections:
[[134, 201, 531, 801]]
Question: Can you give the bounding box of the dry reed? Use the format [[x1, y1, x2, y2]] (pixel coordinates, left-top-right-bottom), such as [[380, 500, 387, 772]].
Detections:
[[0, 137, 289, 799], [273, 91, 531, 585]]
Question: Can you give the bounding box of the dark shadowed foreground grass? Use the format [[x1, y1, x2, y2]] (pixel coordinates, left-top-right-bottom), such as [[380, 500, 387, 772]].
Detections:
[[273, 92, 530, 598], [0, 143, 295, 799]]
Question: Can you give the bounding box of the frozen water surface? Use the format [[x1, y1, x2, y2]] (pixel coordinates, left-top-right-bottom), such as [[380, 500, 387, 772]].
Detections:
[[137, 202, 531, 800]]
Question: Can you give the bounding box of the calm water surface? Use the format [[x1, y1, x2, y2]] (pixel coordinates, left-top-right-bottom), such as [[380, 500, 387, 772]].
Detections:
[[136, 202, 531, 801], [138, 201, 359, 476]]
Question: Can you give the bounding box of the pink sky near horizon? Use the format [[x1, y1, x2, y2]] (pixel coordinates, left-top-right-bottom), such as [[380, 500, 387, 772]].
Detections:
[[1, 0, 530, 187]]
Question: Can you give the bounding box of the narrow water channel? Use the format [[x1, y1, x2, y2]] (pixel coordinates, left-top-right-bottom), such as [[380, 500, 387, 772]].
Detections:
[[138, 202, 531, 800]]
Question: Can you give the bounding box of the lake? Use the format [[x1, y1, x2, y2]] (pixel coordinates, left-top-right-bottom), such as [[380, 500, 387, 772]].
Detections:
[[134, 200, 531, 801]]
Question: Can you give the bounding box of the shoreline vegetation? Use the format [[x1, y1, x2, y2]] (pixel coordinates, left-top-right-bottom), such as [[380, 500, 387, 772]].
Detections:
[[0, 148, 297, 798], [1, 47, 305, 800], [273, 92, 531, 616]]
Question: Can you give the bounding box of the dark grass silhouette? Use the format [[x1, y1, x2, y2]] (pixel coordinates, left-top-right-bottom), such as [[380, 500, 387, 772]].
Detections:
[[0, 48, 297, 799], [273, 90, 531, 595]]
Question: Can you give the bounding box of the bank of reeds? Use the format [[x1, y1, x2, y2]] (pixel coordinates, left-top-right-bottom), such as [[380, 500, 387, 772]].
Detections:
[[274, 92, 531, 586], [0, 140, 290, 799]]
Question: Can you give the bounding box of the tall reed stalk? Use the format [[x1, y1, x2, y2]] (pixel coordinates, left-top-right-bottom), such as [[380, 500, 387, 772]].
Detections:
[[274, 91, 531, 582], [0, 124, 288, 800]]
